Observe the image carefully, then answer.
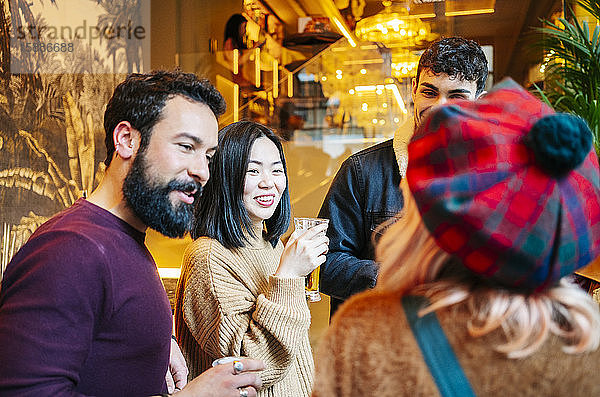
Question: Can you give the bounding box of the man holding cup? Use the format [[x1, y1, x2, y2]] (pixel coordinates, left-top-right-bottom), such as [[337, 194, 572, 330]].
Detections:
[[0, 70, 263, 397]]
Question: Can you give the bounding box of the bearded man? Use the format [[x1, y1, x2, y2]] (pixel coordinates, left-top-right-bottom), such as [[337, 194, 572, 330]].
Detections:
[[0, 70, 263, 397]]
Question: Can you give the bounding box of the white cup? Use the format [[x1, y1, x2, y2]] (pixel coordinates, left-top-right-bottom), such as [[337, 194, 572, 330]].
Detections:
[[211, 356, 246, 367]]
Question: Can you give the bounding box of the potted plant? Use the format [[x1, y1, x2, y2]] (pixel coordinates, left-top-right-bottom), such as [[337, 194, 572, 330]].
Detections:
[[535, 0, 600, 152]]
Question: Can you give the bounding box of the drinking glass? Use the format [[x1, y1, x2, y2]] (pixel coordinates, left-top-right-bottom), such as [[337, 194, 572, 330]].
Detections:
[[293, 217, 329, 302]]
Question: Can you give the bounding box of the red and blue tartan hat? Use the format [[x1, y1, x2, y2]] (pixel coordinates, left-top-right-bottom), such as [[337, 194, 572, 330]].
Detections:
[[407, 78, 600, 292]]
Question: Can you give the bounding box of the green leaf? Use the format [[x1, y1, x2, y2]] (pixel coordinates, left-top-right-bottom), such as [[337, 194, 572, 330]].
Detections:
[[535, 0, 600, 153]]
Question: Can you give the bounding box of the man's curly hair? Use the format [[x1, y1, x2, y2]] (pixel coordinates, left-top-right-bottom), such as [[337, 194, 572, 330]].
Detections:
[[416, 37, 489, 95]]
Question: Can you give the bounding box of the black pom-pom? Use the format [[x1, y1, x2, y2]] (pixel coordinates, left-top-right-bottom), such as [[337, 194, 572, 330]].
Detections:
[[528, 114, 593, 176]]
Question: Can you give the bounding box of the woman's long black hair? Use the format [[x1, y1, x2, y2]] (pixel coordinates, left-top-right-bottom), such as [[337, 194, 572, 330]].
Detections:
[[224, 14, 248, 50], [192, 121, 291, 248]]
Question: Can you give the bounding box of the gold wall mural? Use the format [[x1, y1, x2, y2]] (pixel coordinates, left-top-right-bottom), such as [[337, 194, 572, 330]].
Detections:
[[0, 0, 149, 275]]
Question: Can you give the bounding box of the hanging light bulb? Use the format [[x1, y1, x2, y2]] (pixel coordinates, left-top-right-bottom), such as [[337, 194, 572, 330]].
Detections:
[[355, 1, 437, 47], [391, 50, 420, 78]]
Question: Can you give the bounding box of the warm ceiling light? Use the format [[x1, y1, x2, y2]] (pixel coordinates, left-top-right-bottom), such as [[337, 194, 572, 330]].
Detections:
[[254, 48, 261, 88], [356, 85, 377, 91], [354, 84, 407, 114], [360, 68, 367, 74], [287, 71, 293, 98], [272, 59, 278, 98], [392, 50, 420, 78], [344, 59, 384, 65], [445, 8, 495, 16], [411, 13, 436, 19], [332, 16, 357, 47], [445, 0, 495, 17], [355, 1, 437, 46], [233, 49, 239, 75], [318, 0, 358, 46], [386, 83, 407, 114]]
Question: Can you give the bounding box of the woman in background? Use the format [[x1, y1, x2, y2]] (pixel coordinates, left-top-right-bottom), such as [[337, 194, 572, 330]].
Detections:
[[223, 14, 248, 52], [175, 121, 327, 397], [312, 80, 600, 396], [223, 13, 256, 89]]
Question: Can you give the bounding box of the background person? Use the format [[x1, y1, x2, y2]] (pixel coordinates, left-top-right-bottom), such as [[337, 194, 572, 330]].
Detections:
[[222, 13, 259, 90], [318, 37, 489, 316], [224, 14, 249, 52], [0, 70, 263, 397], [175, 121, 328, 396], [312, 79, 600, 396]]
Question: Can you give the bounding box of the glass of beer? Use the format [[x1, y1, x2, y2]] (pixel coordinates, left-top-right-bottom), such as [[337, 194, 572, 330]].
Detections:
[[293, 217, 329, 302]]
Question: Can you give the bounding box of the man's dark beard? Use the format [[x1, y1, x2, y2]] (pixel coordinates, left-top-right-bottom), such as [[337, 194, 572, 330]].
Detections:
[[122, 151, 202, 238]]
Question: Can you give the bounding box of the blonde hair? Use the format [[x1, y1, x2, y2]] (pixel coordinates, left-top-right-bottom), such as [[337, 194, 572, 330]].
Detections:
[[376, 179, 600, 358]]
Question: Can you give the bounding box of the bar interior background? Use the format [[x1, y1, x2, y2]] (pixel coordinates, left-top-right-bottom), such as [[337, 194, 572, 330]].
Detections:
[[1, 0, 599, 352]]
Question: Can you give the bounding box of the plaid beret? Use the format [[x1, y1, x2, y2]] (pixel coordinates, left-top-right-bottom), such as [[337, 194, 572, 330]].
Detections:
[[407, 78, 600, 291]]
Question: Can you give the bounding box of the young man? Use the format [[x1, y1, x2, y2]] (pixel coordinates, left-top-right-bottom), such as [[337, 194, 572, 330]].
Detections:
[[318, 37, 489, 316], [0, 70, 263, 397]]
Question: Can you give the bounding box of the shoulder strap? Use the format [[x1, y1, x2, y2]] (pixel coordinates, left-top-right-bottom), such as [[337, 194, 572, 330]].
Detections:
[[402, 295, 476, 397]]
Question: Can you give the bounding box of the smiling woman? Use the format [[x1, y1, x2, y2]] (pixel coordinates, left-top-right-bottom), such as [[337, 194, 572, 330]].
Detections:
[[242, 136, 288, 224], [174, 121, 329, 396]]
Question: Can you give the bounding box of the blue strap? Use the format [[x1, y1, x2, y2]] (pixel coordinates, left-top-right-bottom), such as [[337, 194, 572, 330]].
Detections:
[[402, 295, 476, 397]]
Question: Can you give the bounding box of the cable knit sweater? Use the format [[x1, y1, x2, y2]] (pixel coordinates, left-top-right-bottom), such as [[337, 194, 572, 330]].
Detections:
[[174, 235, 314, 397], [313, 289, 600, 396]]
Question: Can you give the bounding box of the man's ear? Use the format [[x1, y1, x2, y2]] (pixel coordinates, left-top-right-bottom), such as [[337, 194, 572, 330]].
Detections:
[[411, 77, 417, 99], [113, 121, 139, 160]]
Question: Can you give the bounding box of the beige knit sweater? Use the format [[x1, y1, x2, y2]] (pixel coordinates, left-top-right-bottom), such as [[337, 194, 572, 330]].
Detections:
[[313, 289, 600, 396], [174, 235, 314, 397]]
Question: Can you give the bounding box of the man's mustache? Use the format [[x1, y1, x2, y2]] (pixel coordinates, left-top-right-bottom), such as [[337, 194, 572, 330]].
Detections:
[[166, 179, 203, 202]]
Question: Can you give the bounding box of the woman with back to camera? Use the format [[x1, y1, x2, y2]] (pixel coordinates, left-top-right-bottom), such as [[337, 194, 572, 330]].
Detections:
[[312, 79, 600, 396], [175, 120, 328, 397]]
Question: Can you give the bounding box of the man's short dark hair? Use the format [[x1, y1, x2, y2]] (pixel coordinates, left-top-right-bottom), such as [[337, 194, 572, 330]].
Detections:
[[103, 70, 226, 166], [416, 37, 489, 95], [192, 121, 291, 248]]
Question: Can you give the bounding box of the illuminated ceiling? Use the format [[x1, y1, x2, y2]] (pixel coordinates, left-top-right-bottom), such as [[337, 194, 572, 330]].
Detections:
[[261, 0, 561, 83], [355, 1, 438, 46]]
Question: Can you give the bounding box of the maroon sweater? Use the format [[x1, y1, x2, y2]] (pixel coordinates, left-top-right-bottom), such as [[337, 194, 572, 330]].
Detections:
[[0, 199, 172, 396]]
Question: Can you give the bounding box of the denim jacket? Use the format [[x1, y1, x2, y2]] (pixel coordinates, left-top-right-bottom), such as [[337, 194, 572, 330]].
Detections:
[[318, 138, 405, 314]]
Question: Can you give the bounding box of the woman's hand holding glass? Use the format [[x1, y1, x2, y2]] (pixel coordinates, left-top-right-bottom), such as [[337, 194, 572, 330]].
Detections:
[[275, 222, 329, 279]]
